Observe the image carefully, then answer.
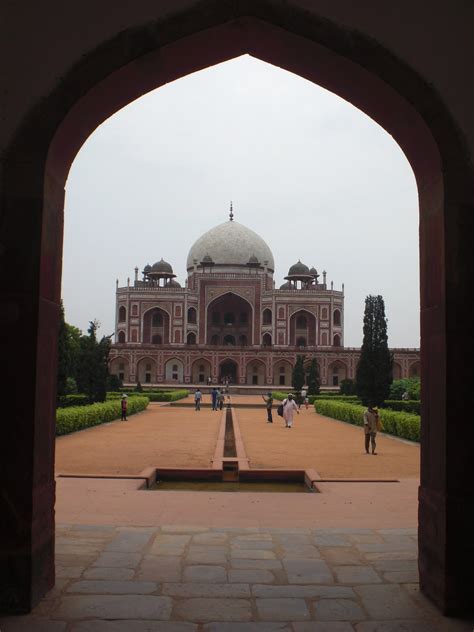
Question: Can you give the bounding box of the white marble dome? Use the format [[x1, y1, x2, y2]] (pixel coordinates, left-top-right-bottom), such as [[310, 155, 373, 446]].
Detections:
[[186, 220, 275, 272]]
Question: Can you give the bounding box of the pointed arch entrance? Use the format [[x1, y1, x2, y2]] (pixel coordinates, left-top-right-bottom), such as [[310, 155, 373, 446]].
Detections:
[[1, 3, 472, 615], [219, 359, 238, 385]]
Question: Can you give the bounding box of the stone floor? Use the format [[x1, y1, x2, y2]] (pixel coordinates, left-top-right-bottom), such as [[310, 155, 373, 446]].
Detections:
[[1, 524, 472, 631]]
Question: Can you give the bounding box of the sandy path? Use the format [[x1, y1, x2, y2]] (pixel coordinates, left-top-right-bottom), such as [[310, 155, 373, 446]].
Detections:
[[55, 404, 222, 475], [236, 405, 420, 479]]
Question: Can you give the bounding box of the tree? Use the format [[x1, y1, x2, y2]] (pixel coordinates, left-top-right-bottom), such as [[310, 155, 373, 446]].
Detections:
[[307, 357, 320, 395], [57, 301, 82, 398], [292, 355, 305, 393], [340, 378, 356, 395], [76, 320, 111, 403], [356, 295, 393, 406]]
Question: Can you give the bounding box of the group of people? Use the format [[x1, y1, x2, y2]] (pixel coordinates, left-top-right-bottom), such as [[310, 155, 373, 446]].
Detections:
[[124, 383, 382, 453], [262, 391, 382, 454], [261, 392, 299, 427], [194, 387, 226, 411]]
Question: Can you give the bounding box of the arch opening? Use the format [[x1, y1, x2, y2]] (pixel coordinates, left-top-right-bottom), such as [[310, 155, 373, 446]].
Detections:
[[2, 5, 470, 616]]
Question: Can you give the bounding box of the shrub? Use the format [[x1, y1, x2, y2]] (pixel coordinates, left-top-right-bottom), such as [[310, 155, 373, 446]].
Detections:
[[56, 396, 149, 436], [309, 394, 360, 404], [383, 400, 421, 415], [272, 391, 291, 401], [389, 377, 421, 400], [314, 399, 420, 442], [146, 390, 189, 402], [57, 394, 90, 408], [339, 378, 357, 395]]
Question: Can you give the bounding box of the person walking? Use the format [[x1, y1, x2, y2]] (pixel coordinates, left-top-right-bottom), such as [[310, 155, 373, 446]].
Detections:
[[211, 387, 218, 411], [262, 392, 274, 423], [282, 393, 299, 428], [363, 404, 378, 454], [120, 394, 128, 421], [194, 388, 202, 411], [299, 388, 307, 410]]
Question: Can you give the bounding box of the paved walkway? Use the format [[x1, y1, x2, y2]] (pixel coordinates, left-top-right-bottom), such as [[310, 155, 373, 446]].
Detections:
[[56, 406, 222, 474], [55, 398, 419, 481], [236, 406, 419, 479], [1, 524, 471, 631]]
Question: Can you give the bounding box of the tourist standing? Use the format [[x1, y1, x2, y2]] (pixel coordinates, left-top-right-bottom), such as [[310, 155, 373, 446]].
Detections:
[[218, 389, 225, 410], [120, 394, 128, 421], [211, 387, 218, 411], [262, 392, 274, 423], [194, 388, 202, 411], [363, 404, 378, 454], [282, 393, 299, 428]]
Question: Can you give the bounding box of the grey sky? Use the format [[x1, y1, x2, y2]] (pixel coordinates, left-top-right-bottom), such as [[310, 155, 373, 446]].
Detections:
[[63, 55, 419, 348]]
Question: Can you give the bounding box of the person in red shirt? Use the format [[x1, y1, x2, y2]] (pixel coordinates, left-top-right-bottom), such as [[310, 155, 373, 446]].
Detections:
[[121, 394, 128, 421]]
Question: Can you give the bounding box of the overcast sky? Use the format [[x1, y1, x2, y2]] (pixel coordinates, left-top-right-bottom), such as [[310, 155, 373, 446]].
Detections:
[[63, 55, 419, 348]]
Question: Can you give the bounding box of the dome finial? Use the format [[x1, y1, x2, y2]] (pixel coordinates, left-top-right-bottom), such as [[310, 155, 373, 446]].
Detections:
[[229, 201, 234, 222]]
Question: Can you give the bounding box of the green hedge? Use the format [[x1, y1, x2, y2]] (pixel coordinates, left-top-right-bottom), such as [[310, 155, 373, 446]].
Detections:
[[383, 400, 421, 415], [271, 391, 290, 401], [57, 394, 90, 408], [314, 399, 420, 442], [146, 390, 189, 402], [56, 396, 149, 436]]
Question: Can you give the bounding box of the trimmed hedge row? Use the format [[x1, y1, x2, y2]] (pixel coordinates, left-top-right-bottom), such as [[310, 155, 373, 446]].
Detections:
[[146, 390, 189, 402], [383, 400, 421, 415], [56, 396, 149, 436], [272, 391, 290, 401], [314, 399, 420, 442], [272, 391, 360, 405], [57, 394, 90, 408]]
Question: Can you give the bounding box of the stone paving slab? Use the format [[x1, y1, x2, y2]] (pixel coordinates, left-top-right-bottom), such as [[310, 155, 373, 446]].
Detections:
[[70, 623, 197, 631], [256, 598, 310, 621], [54, 595, 173, 619], [2, 525, 473, 631], [173, 598, 252, 622]]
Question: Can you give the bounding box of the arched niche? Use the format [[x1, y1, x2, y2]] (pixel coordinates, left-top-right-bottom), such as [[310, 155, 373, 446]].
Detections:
[[143, 307, 170, 344], [207, 292, 253, 345]]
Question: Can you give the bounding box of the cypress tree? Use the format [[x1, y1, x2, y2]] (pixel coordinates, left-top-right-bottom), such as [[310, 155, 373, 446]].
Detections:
[[76, 320, 111, 403], [307, 357, 320, 395], [356, 295, 393, 406], [292, 354, 306, 393]]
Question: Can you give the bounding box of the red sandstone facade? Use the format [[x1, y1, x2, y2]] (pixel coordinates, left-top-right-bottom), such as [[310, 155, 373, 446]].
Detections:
[[110, 216, 419, 387]]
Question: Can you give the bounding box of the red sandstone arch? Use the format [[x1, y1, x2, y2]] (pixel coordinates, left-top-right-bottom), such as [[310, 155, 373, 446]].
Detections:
[[246, 359, 266, 385], [109, 356, 130, 383], [136, 356, 157, 384], [2, 3, 473, 615], [273, 359, 293, 386], [206, 292, 254, 345], [142, 307, 171, 344], [393, 361, 403, 380], [409, 360, 421, 378], [118, 305, 126, 322], [191, 358, 212, 383], [289, 309, 317, 346], [327, 360, 348, 387]]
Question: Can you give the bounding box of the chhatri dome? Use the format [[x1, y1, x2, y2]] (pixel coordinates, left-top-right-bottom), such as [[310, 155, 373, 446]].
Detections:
[[186, 205, 275, 272]]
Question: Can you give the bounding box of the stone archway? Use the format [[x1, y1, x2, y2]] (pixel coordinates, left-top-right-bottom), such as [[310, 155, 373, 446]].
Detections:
[[1, 4, 473, 614], [136, 357, 157, 384], [219, 359, 238, 385], [191, 358, 212, 383], [246, 359, 266, 385]]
